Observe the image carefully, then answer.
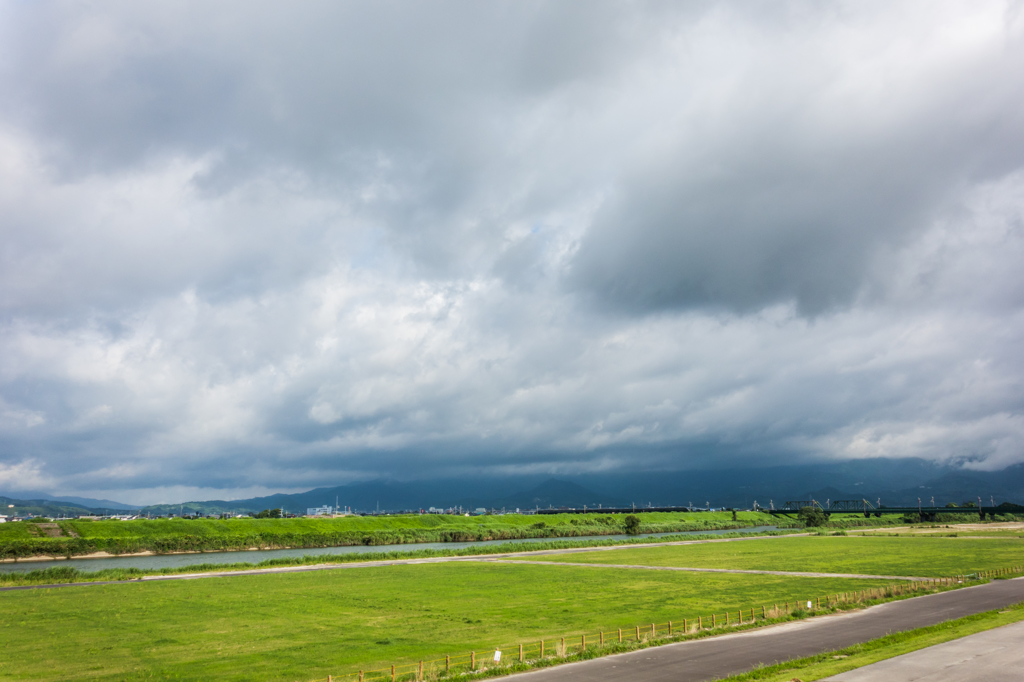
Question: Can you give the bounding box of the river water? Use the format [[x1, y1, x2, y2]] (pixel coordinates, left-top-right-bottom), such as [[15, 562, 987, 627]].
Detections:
[[0, 525, 780, 573]]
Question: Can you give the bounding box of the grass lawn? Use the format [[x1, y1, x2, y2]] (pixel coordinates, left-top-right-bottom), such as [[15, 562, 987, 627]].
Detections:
[[512, 535, 1024, 576], [0, 562, 893, 682]]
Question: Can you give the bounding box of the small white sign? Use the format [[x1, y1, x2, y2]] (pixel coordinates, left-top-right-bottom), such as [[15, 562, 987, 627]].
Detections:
[[807, 601, 813, 609], [493, 650, 501, 662]]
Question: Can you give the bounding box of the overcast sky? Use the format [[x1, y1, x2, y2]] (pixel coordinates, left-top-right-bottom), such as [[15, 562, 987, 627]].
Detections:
[[1, 1, 1023, 505]]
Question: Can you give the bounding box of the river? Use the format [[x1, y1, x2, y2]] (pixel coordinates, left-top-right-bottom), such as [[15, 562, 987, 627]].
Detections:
[[0, 525, 780, 573]]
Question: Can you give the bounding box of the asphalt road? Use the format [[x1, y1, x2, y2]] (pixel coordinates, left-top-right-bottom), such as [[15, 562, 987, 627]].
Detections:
[[511, 578, 1024, 682], [824, 619, 1024, 681]]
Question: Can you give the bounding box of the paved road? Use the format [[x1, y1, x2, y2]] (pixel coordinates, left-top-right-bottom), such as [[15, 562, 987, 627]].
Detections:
[[823, 619, 1024, 681], [489, 559, 928, 581], [511, 578, 1024, 682]]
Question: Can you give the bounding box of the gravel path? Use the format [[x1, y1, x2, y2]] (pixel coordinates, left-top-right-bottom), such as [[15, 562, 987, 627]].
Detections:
[[485, 558, 930, 581]]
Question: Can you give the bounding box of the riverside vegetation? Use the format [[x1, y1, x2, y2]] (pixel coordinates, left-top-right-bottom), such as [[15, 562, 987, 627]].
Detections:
[[2, 509, 965, 562], [0, 510, 790, 560]]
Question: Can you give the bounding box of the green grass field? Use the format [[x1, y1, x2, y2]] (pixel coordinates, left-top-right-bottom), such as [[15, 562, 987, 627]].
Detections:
[[2, 533, 1018, 681], [511, 535, 1024, 576], [0, 561, 893, 682]]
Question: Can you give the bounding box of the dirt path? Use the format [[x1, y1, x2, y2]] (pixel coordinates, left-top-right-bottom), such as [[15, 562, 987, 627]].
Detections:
[[484, 559, 930, 581]]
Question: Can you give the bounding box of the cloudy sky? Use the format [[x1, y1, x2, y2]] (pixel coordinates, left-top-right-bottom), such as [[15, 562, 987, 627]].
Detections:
[[1, 1, 1023, 505]]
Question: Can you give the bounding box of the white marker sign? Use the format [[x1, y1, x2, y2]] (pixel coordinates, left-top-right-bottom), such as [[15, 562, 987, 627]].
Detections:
[[493, 650, 501, 662]]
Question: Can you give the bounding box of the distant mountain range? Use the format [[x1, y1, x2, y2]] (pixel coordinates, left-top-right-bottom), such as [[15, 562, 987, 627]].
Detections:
[[0, 495, 134, 517], [134, 458, 1024, 515], [4, 458, 1024, 516], [6, 491, 141, 510]]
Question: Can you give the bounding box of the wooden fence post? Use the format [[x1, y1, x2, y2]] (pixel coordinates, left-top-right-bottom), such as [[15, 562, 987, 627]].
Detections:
[[712, 614, 717, 628], [541, 640, 544, 658], [519, 644, 523, 662], [668, 621, 672, 635], [582, 634, 586, 650], [600, 631, 604, 646], [445, 655, 449, 672], [471, 652, 475, 670], [359, 671, 363, 682], [698, 616, 702, 629], [391, 664, 396, 682], [419, 660, 423, 680], [561, 637, 565, 655], [618, 628, 622, 643], [635, 625, 640, 641], [651, 623, 655, 637]]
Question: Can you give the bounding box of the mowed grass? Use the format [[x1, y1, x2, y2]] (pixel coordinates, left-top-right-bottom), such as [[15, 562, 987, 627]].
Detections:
[[512, 536, 1024, 576], [0, 562, 893, 682]]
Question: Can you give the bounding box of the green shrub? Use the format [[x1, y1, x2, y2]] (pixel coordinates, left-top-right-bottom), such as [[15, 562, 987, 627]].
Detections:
[[798, 507, 827, 527], [624, 515, 641, 535]]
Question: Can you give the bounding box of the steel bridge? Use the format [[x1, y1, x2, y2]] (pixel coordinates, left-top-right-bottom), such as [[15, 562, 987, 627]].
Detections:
[[764, 499, 1024, 521]]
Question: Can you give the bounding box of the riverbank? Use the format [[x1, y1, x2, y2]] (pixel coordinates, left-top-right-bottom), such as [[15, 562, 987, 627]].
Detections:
[[0, 510, 796, 561]]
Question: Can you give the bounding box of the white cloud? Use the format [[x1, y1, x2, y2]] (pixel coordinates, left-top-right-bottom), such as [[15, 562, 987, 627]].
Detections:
[[0, 2, 1023, 501]]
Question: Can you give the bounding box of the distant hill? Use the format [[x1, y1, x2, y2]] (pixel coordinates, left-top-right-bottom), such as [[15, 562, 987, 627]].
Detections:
[[492, 480, 625, 510], [10, 457, 1024, 517], [0, 496, 98, 517], [1, 491, 139, 511], [138, 479, 619, 515]]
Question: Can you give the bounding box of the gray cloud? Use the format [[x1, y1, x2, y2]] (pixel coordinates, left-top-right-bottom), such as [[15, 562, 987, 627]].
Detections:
[[1, 2, 1024, 503]]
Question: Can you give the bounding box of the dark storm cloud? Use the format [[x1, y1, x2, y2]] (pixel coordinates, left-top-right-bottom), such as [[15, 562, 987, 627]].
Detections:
[[1, 1, 1023, 503], [568, 6, 1024, 315]]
